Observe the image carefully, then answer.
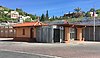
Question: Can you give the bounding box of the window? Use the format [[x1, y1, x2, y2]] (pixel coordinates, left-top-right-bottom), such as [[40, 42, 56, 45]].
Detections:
[[22, 29, 25, 35]]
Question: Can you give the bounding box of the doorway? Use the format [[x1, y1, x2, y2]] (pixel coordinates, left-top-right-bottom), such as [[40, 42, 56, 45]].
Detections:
[[70, 28, 77, 40], [30, 28, 34, 41], [53, 29, 60, 42]]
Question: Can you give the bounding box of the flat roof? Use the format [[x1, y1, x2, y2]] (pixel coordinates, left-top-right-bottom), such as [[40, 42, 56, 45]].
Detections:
[[55, 23, 87, 28]]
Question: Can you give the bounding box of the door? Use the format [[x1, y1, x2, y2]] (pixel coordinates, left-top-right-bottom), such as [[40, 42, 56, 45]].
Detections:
[[30, 28, 34, 41], [54, 29, 60, 42]]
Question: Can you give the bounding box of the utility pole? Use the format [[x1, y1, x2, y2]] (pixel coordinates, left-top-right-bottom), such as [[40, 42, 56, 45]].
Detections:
[[93, 12, 95, 41], [93, 6, 96, 41]]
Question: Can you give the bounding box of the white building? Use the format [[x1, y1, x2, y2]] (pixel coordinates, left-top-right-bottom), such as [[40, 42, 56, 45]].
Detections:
[[19, 16, 32, 20], [10, 11, 19, 19], [18, 15, 32, 23], [4, 11, 8, 14], [90, 12, 98, 17]]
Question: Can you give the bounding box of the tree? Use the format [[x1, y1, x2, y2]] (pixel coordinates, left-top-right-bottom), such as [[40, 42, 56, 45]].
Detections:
[[16, 8, 25, 15], [27, 14, 37, 20], [3, 7, 11, 11], [73, 7, 84, 18], [24, 18, 32, 22], [55, 16, 59, 20], [90, 8, 95, 12], [46, 10, 49, 20], [74, 7, 81, 12], [73, 12, 83, 18], [85, 11, 91, 17], [96, 9, 100, 14], [40, 14, 45, 21], [53, 16, 55, 20], [16, 8, 23, 12], [8, 9, 14, 12], [96, 9, 100, 17], [0, 10, 4, 18], [49, 16, 55, 21]]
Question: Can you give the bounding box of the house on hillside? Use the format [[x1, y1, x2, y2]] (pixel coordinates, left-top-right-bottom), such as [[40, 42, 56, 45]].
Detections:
[[63, 12, 74, 18], [18, 15, 32, 23], [10, 11, 19, 19], [90, 12, 98, 17], [4, 11, 8, 14]]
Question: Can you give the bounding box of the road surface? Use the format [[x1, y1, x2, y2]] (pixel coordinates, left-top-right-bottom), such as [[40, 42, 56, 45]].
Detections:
[[0, 38, 100, 58]]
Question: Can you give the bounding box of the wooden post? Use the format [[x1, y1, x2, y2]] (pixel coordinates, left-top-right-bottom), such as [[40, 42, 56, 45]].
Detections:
[[65, 27, 70, 43]]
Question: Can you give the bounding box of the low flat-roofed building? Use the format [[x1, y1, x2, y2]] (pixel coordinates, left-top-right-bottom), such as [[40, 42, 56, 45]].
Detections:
[[13, 21, 47, 42]]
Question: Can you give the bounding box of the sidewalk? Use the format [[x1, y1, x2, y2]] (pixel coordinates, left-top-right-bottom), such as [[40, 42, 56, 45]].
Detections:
[[0, 38, 13, 40]]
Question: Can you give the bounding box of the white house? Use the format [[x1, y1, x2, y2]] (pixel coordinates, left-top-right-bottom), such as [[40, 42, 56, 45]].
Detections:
[[90, 12, 98, 17], [10, 11, 19, 19], [18, 15, 32, 23], [19, 16, 32, 20], [4, 11, 8, 14]]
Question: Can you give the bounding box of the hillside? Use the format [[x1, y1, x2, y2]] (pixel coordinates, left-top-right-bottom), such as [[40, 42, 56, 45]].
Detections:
[[0, 6, 37, 22], [0, 6, 13, 11]]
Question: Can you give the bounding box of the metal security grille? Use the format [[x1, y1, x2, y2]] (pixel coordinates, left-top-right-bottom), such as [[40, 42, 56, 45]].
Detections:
[[36, 26, 53, 43], [36, 26, 65, 43], [83, 26, 100, 41], [53, 29, 60, 42]]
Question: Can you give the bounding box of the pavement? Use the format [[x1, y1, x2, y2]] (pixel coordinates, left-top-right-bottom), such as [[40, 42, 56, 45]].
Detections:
[[0, 38, 100, 58]]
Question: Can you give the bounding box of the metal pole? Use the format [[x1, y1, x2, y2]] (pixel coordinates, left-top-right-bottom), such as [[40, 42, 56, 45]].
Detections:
[[93, 11, 95, 41]]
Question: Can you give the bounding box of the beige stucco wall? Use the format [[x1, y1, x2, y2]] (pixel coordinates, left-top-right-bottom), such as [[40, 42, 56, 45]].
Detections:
[[14, 27, 37, 42], [14, 27, 31, 38], [77, 28, 82, 41], [65, 27, 70, 41]]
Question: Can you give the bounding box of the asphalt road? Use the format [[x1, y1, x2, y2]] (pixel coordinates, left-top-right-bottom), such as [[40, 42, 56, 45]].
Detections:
[[0, 51, 40, 58], [0, 38, 100, 58], [0, 50, 57, 58]]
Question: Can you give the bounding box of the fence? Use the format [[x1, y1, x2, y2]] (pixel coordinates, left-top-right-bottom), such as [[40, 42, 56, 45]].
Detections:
[[0, 26, 15, 38]]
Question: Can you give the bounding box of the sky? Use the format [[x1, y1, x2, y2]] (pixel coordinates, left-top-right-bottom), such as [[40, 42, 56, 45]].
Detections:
[[0, 0, 100, 17]]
